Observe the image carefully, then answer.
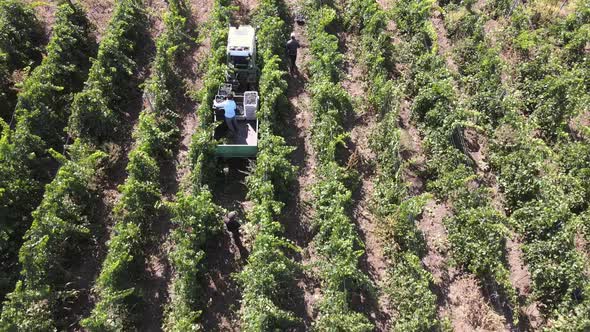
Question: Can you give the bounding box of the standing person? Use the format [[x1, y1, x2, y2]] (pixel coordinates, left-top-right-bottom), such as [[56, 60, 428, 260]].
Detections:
[[286, 32, 300, 75], [214, 92, 238, 135]]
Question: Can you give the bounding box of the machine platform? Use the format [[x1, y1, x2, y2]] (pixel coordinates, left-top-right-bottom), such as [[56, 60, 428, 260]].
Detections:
[[214, 120, 258, 158]]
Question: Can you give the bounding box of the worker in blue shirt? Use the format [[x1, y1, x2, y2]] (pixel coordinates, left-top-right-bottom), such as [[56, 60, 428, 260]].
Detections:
[[215, 92, 238, 134]]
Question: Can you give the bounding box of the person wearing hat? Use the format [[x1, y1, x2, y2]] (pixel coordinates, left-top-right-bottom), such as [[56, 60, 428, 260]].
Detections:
[[286, 32, 300, 75], [214, 92, 238, 134]]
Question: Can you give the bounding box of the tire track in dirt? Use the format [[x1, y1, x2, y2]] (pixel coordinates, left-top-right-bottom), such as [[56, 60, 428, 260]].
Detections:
[[446, 4, 545, 328], [79, 0, 115, 41], [338, 30, 393, 331], [129, 3, 174, 330], [401, 9, 511, 331], [280, 1, 320, 328], [66, 1, 164, 329], [66, 25, 156, 332], [198, 1, 258, 330]]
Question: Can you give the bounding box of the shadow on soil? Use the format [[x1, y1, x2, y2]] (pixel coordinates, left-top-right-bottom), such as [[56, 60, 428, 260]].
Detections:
[[60, 22, 157, 330], [199, 159, 250, 331]]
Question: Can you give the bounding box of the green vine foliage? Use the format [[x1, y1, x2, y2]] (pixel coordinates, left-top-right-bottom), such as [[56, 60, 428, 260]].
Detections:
[[67, 0, 146, 144], [304, 1, 374, 328], [0, 0, 44, 120], [394, 0, 523, 323], [344, 0, 442, 328], [392, 0, 436, 42], [1, 0, 146, 330], [82, 0, 193, 329], [237, 0, 301, 329], [0, 0, 43, 70], [0, 1, 94, 308], [0, 141, 106, 331], [453, 0, 590, 327], [164, 191, 221, 331], [164, 0, 229, 329]]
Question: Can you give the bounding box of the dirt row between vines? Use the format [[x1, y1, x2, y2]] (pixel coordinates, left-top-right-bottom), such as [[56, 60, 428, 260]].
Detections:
[[66, 0, 166, 330], [280, 0, 321, 328], [337, 28, 394, 330], [199, 0, 260, 330], [430, 8, 518, 331], [135, 0, 212, 330]]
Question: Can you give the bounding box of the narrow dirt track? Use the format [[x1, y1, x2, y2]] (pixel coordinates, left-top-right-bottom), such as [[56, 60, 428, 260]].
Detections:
[[338, 30, 393, 330], [80, 0, 115, 41], [428, 9, 510, 330], [202, 158, 250, 332], [431, 11, 458, 74], [67, 26, 156, 332], [198, 1, 259, 330], [280, 0, 321, 327]]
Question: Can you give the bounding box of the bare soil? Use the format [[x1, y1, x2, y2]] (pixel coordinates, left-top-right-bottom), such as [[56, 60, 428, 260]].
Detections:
[[190, 0, 215, 23], [233, 0, 259, 24], [569, 111, 590, 140], [506, 235, 544, 329], [79, 0, 115, 41], [200, 230, 245, 332], [448, 275, 507, 332], [348, 114, 393, 331], [339, 29, 393, 331], [146, 0, 170, 37], [138, 220, 173, 332], [66, 26, 155, 330], [202, 159, 251, 332], [24, 0, 57, 39], [376, 0, 392, 10], [575, 231, 590, 277], [339, 33, 365, 99], [173, 13, 213, 190], [279, 2, 320, 326], [431, 11, 459, 74]]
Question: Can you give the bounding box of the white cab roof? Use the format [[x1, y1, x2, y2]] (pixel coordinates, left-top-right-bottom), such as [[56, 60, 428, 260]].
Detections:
[[228, 25, 255, 56]]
